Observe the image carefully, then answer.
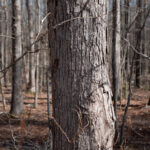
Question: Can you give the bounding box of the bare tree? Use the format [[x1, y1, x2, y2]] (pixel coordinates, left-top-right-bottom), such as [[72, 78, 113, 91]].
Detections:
[[26, 0, 36, 92], [111, 0, 121, 141], [0, 1, 5, 81], [135, 0, 142, 88], [10, 0, 23, 114], [3, 0, 9, 87], [48, 0, 115, 149], [34, 0, 40, 108]]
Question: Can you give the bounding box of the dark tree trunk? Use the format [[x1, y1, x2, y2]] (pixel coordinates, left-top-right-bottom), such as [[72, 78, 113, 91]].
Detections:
[[135, 0, 142, 88], [10, 0, 23, 114]]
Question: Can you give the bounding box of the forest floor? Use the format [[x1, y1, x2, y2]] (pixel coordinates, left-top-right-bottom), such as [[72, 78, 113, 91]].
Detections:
[[0, 87, 150, 150]]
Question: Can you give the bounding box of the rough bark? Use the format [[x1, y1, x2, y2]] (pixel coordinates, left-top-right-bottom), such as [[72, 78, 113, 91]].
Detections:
[[10, 0, 23, 114], [48, 0, 115, 149]]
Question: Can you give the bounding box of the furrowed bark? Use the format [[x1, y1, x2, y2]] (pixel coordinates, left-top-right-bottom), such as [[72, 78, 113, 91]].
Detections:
[[48, 0, 115, 149]]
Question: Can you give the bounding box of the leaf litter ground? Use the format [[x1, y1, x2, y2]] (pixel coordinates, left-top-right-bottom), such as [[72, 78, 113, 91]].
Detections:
[[0, 87, 150, 150]]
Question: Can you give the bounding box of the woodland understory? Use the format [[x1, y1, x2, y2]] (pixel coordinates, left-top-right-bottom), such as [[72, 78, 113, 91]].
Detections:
[[0, 0, 150, 150]]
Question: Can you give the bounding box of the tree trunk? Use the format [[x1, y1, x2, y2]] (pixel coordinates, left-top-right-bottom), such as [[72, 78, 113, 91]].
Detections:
[[0, 79, 6, 111], [124, 0, 130, 99], [135, 0, 142, 88], [34, 0, 40, 108], [10, 0, 23, 114], [112, 0, 121, 113], [4, 0, 9, 87], [48, 1, 115, 149], [26, 0, 36, 92], [112, 0, 121, 140], [0, 1, 5, 84], [141, 0, 148, 88]]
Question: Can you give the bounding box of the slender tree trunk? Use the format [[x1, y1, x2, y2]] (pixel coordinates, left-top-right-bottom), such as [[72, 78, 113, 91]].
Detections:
[[141, 0, 148, 88], [0, 2, 3, 70], [0, 79, 6, 111], [34, 0, 40, 108], [119, 54, 135, 145], [48, 1, 115, 149], [135, 0, 142, 88], [26, 0, 36, 92], [0, 1, 5, 85], [10, 0, 23, 114], [112, 0, 121, 114], [124, 0, 130, 99], [112, 0, 121, 140], [4, 0, 9, 87], [0, 1, 6, 109]]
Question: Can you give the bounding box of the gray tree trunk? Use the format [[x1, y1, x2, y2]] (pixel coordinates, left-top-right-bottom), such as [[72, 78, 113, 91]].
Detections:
[[124, 0, 130, 100], [48, 0, 115, 149], [0, 1, 5, 84], [0, 79, 6, 111], [135, 0, 142, 88], [10, 0, 23, 114], [112, 0, 121, 113], [26, 0, 36, 92], [4, 0, 9, 87], [0, 1, 6, 110], [141, 0, 148, 88], [34, 0, 40, 108], [112, 0, 121, 142]]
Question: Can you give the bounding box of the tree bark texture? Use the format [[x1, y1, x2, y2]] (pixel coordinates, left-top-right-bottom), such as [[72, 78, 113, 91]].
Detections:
[[10, 0, 23, 114], [48, 0, 115, 149]]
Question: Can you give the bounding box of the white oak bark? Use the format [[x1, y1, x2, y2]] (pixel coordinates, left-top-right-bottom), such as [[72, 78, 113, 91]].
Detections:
[[48, 0, 115, 149]]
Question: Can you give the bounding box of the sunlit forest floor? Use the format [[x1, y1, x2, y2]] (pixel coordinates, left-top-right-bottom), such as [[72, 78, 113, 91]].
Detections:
[[0, 87, 150, 150], [115, 88, 150, 150]]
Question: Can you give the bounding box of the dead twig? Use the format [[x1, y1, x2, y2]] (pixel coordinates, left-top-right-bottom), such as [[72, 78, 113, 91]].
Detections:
[[9, 119, 18, 150], [50, 106, 89, 144]]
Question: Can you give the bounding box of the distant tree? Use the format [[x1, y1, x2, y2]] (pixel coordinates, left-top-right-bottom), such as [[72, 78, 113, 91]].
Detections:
[[48, 0, 115, 149], [26, 0, 36, 92], [3, 0, 9, 87], [10, 0, 23, 114], [0, 0, 5, 79], [112, 0, 121, 140], [124, 0, 130, 98], [135, 0, 142, 88], [34, 0, 40, 108]]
